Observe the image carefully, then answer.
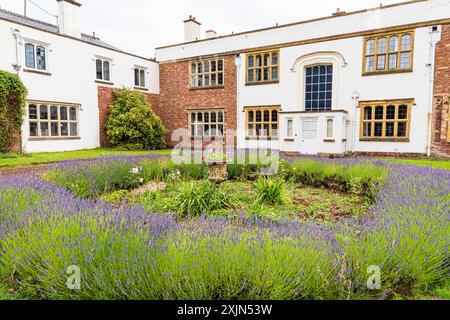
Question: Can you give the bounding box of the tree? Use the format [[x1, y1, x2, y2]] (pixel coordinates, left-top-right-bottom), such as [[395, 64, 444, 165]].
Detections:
[[0, 70, 27, 152], [105, 89, 166, 150]]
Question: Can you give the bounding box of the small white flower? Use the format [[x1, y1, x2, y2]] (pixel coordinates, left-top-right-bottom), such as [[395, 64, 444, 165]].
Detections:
[[176, 170, 181, 176], [130, 167, 139, 174], [139, 178, 144, 183]]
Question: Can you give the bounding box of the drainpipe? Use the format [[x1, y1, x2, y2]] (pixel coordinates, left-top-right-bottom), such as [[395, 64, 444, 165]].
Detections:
[[351, 91, 360, 154], [426, 26, 441, 157], [235, 54, 241, 151], [12, 29, 22, 74]]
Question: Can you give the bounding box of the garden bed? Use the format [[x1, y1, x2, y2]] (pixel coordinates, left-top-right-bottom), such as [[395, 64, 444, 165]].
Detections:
[[0, 153, 448, 300]]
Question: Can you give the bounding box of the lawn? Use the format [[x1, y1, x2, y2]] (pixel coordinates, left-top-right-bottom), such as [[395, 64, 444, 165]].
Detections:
[[0, 148, 172, 169], [385, 158, 450, 170]]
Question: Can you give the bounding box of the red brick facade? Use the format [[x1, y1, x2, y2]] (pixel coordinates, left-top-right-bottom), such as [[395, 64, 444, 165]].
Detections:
[[97, 86, 160, 147], [9, 130, 21, 153], [432, 23, 450, 157], [159, 55, 237, 147]]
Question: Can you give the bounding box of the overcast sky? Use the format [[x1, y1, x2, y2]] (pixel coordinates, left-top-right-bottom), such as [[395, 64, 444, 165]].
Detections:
[[1, 0, 404, 57]]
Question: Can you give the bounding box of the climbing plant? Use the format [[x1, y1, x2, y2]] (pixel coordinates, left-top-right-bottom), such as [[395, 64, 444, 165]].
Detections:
[[0, 70, 27, 152]]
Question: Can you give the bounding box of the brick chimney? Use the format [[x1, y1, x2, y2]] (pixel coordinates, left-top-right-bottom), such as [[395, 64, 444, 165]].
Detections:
[[57, 0, 82, 38], [184, 15, 201, 42]]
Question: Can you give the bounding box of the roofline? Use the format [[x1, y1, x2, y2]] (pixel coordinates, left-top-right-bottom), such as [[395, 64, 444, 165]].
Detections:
[[155, 0, 428, 50], [0, 11, 156, 63]]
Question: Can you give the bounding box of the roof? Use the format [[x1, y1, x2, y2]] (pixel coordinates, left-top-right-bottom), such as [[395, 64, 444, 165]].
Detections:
[[156, 0, 428, 50], [0, 7, 153, 60]]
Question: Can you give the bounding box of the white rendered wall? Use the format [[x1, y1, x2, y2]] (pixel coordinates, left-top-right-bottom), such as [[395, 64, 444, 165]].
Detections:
[[0, 19, 159, 153]]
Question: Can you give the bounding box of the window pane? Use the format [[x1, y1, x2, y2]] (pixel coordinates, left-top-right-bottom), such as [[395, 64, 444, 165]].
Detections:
[[327, 119, 333, 138], [248, 56, 254, 68], [377, 38, 387, 53], [218, 124, 224, 136], [211, 73, 217, 86], [134, 69, 140, 86], [40, 122, 49, 136], [40, 105, 48, 120], [305, 65, 332, 111], [51, 122, 59, 136], [263, 54, 270, 66], [271, 110, 278, 122], [365, 56, 375, 72], [191, 112, 196, 123], [386, 105, 395, 119], [191, 124, 195, 136], [197, 124, 204, 136], [400, 52, 410, 69], [375, 106, 384, 120], [218, 73, 223, 85], [70, 123, 78, 136], [36, 46, 46, 70], [211, 112, 217, 123], [263, 68, 269, 81], [271, 123, 278, 137], [50, 106, 58, 120], [25, 43, 35, 69], [272, 67, 278, 80], [69, 107, 77, 121], [29, 105, 37, 119], [398, 105, 408, 119], [366, 40, 375, 55], [256, 111, 262, 122], [248, 124, 254, 136], [204, 74, 210, 86], [256, 55, 262, 67], [204, 61, 210, 73], [204, 112, 209, 123], [218, 111, 224, 123], [29, 122, 38, 137], [287, 119, 293, 137], [374, 123, 383, 137], [389, 36, 399, 52], [256, 69, 262, 81], [60, 123, 68, 136], [211, 61, 216, 72], [140, 70, 145, 87], [218, 60, 223, 71], [401, 34, 411, 51], [248, 69, 254, 82], [388, 53, 398, 69], [264, 110, 270, 122], [272, 52, 278, 65], [103, 61, 110, 81], [248, 111, 254, 122], [385, 122, 395, 137], [363, 123, 372, 137], [60, 106, 68, 121], [198, 63, 203, 73], [397, 122, 407, 137], [377, 55, 386, 70], [96, 59, 103, 80], [191, 63, 196, 74], [197, 112, 203, 122]]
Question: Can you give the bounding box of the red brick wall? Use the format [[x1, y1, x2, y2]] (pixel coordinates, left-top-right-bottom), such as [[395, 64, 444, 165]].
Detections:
[[432, 23, 450, 157], [159, 55, 237, 147], [9, 130, 21, 153], [97, 86, 160, 147]]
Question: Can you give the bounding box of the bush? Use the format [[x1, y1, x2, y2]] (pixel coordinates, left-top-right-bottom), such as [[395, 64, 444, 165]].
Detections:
[[255, 177, 286, 205], [174, 180, 233, 216], [105, 89, 166, 150], [0, 71, 27, 152]]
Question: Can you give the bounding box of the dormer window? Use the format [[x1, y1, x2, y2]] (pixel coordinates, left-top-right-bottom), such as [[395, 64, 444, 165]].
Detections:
[[25, 42, 47, 71], [96, 58, 111, 82]]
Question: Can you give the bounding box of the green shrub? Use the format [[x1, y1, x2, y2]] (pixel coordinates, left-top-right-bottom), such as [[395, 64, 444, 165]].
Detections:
[[255, 177, 286, 205], [105, 89, 166, 150], [0, 70, 27, 152], [176, 163, 208, 180], [174, 180, 233, 216]]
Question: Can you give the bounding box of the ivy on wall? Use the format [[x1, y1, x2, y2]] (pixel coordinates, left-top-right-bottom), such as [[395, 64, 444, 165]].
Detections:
[[0, 70, 27, 152]]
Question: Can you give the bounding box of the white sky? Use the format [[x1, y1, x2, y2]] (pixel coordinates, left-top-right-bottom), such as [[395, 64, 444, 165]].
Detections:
[[0, 0, 404, 58]]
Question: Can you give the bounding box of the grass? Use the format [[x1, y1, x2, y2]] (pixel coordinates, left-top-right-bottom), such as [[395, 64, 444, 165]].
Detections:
[[0, 148, 172, 169], [385, 158, 450, 170]]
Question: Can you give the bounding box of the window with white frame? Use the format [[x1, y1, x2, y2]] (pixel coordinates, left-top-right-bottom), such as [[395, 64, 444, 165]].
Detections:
[[96, 58, 111, 81], [24, 42, 47, 71], [305, 65, 333, 112], [134, 67, 146, 88], [189, 110, 224, 137], [302, 119, 317, 139], [326, 119, 334, 138], [28, 102, 79, 138], [286, 119, 294, 137]]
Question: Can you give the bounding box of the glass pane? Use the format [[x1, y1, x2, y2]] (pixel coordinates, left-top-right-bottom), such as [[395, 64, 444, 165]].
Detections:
[[248, 56, 254, 68], [256, 124, 261, 136], [218, 73, 223, 85], [400, 52, 410, 69], [327, 119, 333, 138], [263, 68, 269, 81], [29, 122, 38, 137], [70, 123, 78, 136], [197, 124, 204, 136], [29, 105, 37, 119], [271, 123, 278, 137], [389, 36, 399, 52], [264, 54, 270, 66], [211, 74, 217, 86], [96, 59, 103, 79], [198, 63, 203, 73], [218, 60, 223, 71], [60, 123, 68, 136], [398, 105, 408, 119], [211, 61, 216, 72], [272, 67, 278, 80], [385, 122, 395, 137], [191, 112, 196, 123], [50, 106, 58, 120], [204, 125, 209, 136], [271, 110, 278, 122], [375, 106, 384, 120], [287, 120, 293, 137], [191, 63, 196, 74], [204, 112, 209, 123], [248, 69, 254, 82], [248, 111, 254, 122], [40, 105, 48, 120], [25, 43, 35, 69], [197, 112, 203, 122], [103, 61, 110, 81], [211, 124, 217, 136], [401, 34, 411, 51], [397, 122, 407, 137], [191, 124, 195, 136], [36, 46, 46, 70], [51, 122, 58, 136], [377, 38, 387, 53], [134, 69, 140, 86], [365, 56, 375, 72], [69, 107, 77, 121], [218, 111, 224, 123], [263, 124, 269, 137], [366, 40, 375, 55], [272, 52, 278, 65], [248, 124, 254, 136], [363, 123, 372, 137], [60, 106, 67, 121], [256, 69, 262, 81], [388, 53, 398, 69], [140, 70, 145, 87], [264, 110, 270, 122], [218, 124, 224, 136], [204, 74, 210, 86], [204, 61, 210, 73], [374, 123, 383, 137], [211, 112, 217, 123], [386, 106, 395, 119], [256, 111, 262, 122], [256, 55, 262, 67], [40, 122, 49, 136], [377, 55, 386, 70]]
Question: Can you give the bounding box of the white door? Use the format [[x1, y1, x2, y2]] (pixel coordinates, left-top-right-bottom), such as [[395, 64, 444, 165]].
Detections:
[[299, 119, 319, 155]]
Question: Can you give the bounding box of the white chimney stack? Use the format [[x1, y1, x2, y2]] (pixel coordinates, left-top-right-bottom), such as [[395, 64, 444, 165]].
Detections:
[[205, 30, 217, 39], [57, 0, 82, 38], [184, 15, 201, 42]]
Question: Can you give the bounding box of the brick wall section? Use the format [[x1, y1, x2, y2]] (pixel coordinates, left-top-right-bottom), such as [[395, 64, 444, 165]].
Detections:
[[432, 23, 450, 157], [97, 86, 160, 147], [159, 55, 237, 147], [9, 130, 21, 153]]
